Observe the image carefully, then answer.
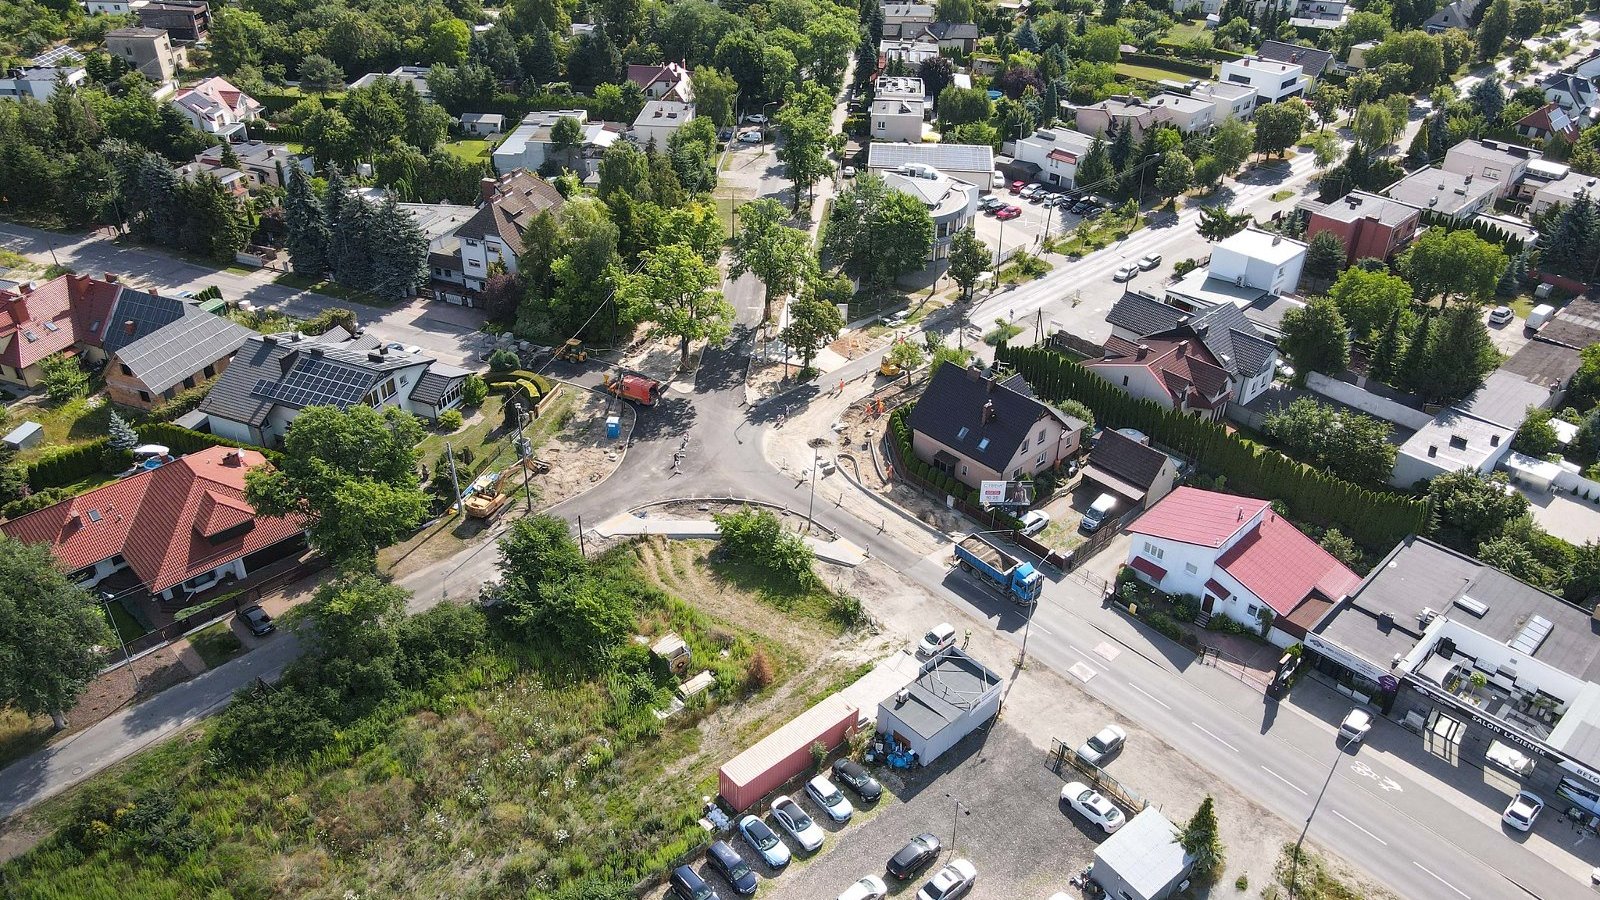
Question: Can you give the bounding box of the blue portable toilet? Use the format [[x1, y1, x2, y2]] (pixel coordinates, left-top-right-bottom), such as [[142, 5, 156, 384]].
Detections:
[[606, 415, 621, 439]]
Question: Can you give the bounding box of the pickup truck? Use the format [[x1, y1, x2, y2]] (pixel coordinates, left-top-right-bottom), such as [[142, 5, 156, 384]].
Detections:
[[953, 534, 1042, 604]]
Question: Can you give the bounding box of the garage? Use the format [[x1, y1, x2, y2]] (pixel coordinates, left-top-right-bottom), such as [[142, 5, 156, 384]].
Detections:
[[1090, 808, 1195, 900], [875, 648, 1003, 766]]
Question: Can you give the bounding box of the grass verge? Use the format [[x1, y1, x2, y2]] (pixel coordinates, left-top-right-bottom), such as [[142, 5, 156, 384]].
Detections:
[[0, 708, 51, 771], [272, 272, 392, 307], [186, 621, 244, 669]]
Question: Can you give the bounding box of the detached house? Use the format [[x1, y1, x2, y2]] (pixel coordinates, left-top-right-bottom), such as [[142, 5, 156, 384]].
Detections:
[[1103, 294, 1279, 406], [0, 446, 304, 607], [106, 304, 253, 408], [1013, 127, 1097, 189], [907, 364, 1088, 489], [171, 76, 261, 139], [1305, 190, 1421, 264], [106, 27, 183, 84], [627, 62, 693, 102], [195, 140, 311, 189], [136, 0, 209, 42], [1081, 429, 1180, 513], [1085, 333, 1234, 420], [1543, 71, 1599, 127], [1125, 487, 1362, 646], [1516, 103, 1581, 146], [1441, 139, 1537, 200], [430, 170, 565, 306]]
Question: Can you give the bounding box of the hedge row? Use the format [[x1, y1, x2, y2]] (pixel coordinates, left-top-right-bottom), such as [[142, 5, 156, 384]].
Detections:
[[1119, 52, 1216, 79], [995, 346, 1431, 548], [889, 407, 1024, 529], [25, 439, 112, 492], [134, 422, 278, 462], [485, 369, 555, 396]]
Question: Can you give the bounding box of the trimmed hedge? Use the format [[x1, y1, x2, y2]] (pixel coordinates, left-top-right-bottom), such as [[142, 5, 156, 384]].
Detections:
[[1119, 52, 1216, 79], [25, 439, 112, 492], [485, 369, 555, 396], [888, 407, 1024, 530], [995, 345, 1430, 548]]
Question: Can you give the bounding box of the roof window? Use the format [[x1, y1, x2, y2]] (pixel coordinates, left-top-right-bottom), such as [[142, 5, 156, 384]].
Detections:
[[957, 426, 970, 440], [87, 509, 102, 522], [23, 331, 36, 342], [977, 437, 990, 451], [43, 322, 58, 332]]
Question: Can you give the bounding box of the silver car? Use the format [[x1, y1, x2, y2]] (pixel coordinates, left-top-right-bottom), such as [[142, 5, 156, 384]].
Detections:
[[737, 814, 791, 868], [1076, 724, 1127, 766], [806, 774, 855, 823], [772, 794, 825, 852]]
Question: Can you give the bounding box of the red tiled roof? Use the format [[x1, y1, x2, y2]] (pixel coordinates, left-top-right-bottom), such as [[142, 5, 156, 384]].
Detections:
[[1, 446, 303, 594], [1204, 578, 1231, 599], [1215, 510, 1362, 616], [1517, 102, 1580, 143], [1093, 335, 1232, 407], [0, 273, 125, 368], [68, 276, 121, 349], [1129, 486, 1270, 548], [1130, 555, 1167, 581]]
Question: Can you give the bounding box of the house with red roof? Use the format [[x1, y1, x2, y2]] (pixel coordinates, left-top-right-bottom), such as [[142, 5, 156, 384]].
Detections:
[[0, 272, 124, 388], [1124, 486, 1361, 647], [626, 62, 693, 102], [0, 445, 304, 607], [1085, 333, 1234, 421]]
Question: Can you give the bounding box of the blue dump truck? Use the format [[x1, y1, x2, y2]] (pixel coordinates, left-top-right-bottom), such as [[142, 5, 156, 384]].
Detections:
[[953, 534, 1043, 604]]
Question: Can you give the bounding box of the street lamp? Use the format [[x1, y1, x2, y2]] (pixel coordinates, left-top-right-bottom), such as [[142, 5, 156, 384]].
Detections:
[[806, 445, 820, 533], [945, 792, 969, 854], [1288, 737, 1354, 898], [758, 100, 780, 158], [101, 588, 140, 693]]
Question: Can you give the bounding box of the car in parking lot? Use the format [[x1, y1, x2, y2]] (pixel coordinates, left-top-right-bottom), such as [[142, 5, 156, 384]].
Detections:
[[1489, 305, 1515, 325], [737, 814, 791, 868], [1076, 724, 1126, 766], [239, 604, 275, 636], [1338, 708, 1372, 743], [1503, 790, 1545, 831], [978, 196, 1006, 212], [1020, 510, 1050, 536], [886, 833, 942, 880], [1061, 782, 1125, 833], [1113, 264, 1139, 282], [771, 795, 825, 852], [738, 130, 762, 143], [1009, 180, 1026, 194], [670, 864, 723, 900], [832, 758, 883, 802], [995, 204, 1021, 220], [1082, 205, 1106, 218], [1138, 253, 1162, 270], [719, 128, 734, 141], [707, 840, 758, 895], [842, 165, 857, 178], [838, 875, 889, 900], [805, 774, 855, 823], [744, 113, 768, 124], [917, 622, 957, 657], [916, 859, 977, 900], [991, 171, 1005, 188]]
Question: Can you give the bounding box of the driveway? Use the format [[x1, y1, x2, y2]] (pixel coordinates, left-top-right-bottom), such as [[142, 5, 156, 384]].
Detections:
[[1520, 486, 1600, 545]]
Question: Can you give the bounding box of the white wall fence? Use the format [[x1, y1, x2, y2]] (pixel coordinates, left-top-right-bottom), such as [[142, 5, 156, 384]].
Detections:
[[1306, 371, 1434, 431]]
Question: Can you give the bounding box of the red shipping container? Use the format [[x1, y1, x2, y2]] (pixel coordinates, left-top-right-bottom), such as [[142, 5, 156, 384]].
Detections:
[[719, 695, 859, 813]]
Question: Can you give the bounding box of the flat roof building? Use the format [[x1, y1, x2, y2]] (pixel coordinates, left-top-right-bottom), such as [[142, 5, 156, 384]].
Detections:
[[1384, 167, 1498, 221], [875, 647, 1003, 766], [1091, 808, 1194, 900]]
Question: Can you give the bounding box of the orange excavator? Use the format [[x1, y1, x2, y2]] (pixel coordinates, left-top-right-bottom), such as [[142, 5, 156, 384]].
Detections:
[[602, 370, 664, 407]]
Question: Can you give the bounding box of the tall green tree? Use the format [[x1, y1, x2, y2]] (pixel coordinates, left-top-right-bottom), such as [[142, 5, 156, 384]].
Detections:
[[1180, 797, 1226, 884], [1154, 150, 1193, 201], [1400, 228, 1507, 305], [1327, 267, 1412, 342], [1264, 397, 1396, 485], [1197, 205, 1251, 241], [549, 115, 583, 172], [1278, 296, 1350, 379], [781, 284, 846, 371], [1477, 0, 1512, 61], [728, 198, 814, 322], [1368, 305, 1406, 383], [948, 226, 993, 302], [1077, 136, 1113, 190], [692, 66, 738, 127], [821, 173, 934, 296], [1303, 230, 1347, 282], [621, 242, 734, 369], [1210, 116, 1254, 173], [1427, 469, 1528, 543], [1253, 99, 1310, 157], [0, 538, 111, 729], [1414, 303, 1499, 403], [776, 85, 836, 212]]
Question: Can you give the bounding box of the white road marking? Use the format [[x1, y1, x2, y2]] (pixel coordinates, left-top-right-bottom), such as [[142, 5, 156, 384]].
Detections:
[[1094, 642, 1121, 662], [1191, 722, 1239, 753], [1412, 861, 1470, 898], [1127, 681, 1171, 710], [1330, 810, 1388, 846], [1069, 662, 1098, 682], [1033, 622, 1053, 636], [1259, 765, 1308, 796]]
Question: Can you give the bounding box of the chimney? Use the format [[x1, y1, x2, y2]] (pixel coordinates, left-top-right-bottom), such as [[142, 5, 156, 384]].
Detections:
[[1236, 505, 1243, 521], [1136, 343, 1150, 360], [1427, 444, 1438, 458], [18, 281, 34, 294], [982, 400, 996, 423], [986, 374, 998, 392], [103, 272, 119, 283], [278, 348, 300, 374], [223, 449, 244, 467], [1177, 339, 1189, 356], [122, 320, 135, 335], [480, 177, 498, 202], [1491, 434, 1500, 446]]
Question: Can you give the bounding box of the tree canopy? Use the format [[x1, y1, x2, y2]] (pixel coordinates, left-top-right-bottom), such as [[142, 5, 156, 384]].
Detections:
[[0, 538, 111, 729]]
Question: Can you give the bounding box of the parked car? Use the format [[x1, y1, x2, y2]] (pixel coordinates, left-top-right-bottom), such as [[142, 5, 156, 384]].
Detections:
[[1069, 200, 1092, 214], [771, 795, 825, 852], [239, 604, 275, 636], [745, 113, 769, 124], [1489, 305, 1515, 325], [707, 840, 758, 895], [1113, 264, 1139, 282], [670, 864, 723, 900], [719, 128, 734, 141], [738, 130, 763, 143], [737, 814, 791, 869], [1076, 724, 1127, 766], [916, 859, 977, 900], [1338, 708, 1373, 743], [1503, 790, 1545, 831], [979, 196, 1005, 212], [1020, 510, 1050, 536], [838, 875, 890, 900], [1082, 205, 1106, 219], [805, 774, 855, 823], [1061, 782, 1126, 833], [991, 171, 1005, 188], [842, 165, 857, 178], [917, 622, 957, 657], [1138, 253, 1162, 270], [1009, 180, 1027, 194], [995, 205, 1022, 220], [832, 758, 883, 802], [886, 833, 942, 880]]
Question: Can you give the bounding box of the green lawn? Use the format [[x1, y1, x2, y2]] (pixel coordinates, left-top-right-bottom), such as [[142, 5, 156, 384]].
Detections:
[[414, 395, 520, 485], [1115, 61, 1215, 84], [187, 621, 244, 669], [442, 139, 494, 162], [1165, 19, 1210, 44], [273, 272, 392, 307], [0, 394, 114, 464]]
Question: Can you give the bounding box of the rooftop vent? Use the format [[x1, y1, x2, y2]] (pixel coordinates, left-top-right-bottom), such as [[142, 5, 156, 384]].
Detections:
[[1509, 614, 1553, 655], [1427, 445, 1438, 457], [1454, 595, 1489, 617], [1449, 434, 1468, 450]]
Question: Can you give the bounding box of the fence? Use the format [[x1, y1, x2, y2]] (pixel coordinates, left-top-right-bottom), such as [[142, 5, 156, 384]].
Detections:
[[1048, 738, 1149, 813], [1059, 514, 1123, 572], [1304, 372, 1434, 431], [114, 554, 328, 659], [1198, 645, 1272, 694]]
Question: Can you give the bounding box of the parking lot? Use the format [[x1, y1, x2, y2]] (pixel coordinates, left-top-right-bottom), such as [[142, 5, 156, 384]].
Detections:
[[970, 189, 1082, 261]]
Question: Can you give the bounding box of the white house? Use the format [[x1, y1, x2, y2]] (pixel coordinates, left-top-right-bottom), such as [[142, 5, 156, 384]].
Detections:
[[1013, 127, 1097, 189], [429, 170, 565, 306], [871, 75, 926, 143], [1543, 71, 1599, 127], [170, 76, 261, 139], [881, 167, 978, 264], [631, 99, 695, 148], [492, 109, 623, 178], [459, 112, 504, 136], [1125, 487, 1362, 646], [0, 65, 87, 101], [1189, 81, 1257, 122], [627, 62, 693, 102], [1441, 139, 1537, 201], [879, 38, 941, 67], [1219, 56, 1307, 108], [1209, 227, 1306, 296]]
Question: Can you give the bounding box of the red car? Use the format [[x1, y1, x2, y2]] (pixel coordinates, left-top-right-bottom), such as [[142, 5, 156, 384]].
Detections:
[[995, 204, 1021, 220], [1009, 180, 1026, 194]]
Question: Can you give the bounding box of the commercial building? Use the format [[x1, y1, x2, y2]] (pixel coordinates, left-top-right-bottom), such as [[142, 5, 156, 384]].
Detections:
[[881, 166, 978, 264], [1304, 191, 1421, 264], [907, 364, 1087, 488], [1090, 808, 1195, 900], [867, 142, 994, 194], [1012, 127, 1097, 189], [875, 647, 1003, 766]]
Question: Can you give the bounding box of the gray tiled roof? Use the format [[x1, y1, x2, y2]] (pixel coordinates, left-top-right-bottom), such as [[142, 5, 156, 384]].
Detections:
[[1087, 429, 1171, 491], [1255, 40, 1333, 78], [908, 364, 1076, 473], [411, 362, 470, 406], [113, 308, 253, 393], [1106, 296, 1276, 378], [102, 289, 188, 356]]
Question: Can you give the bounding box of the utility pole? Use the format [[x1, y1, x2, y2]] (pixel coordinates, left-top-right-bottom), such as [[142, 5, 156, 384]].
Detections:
[[444, 442, 463, 518], [577, 514, 588, 557], [517, 406, 534, 513], [807, 445, 820, 532]]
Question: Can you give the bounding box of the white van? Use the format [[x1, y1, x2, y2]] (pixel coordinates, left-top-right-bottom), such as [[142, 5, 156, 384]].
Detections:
[[1527, 303, 1556, 330], [1080, 493, 1118, 532]]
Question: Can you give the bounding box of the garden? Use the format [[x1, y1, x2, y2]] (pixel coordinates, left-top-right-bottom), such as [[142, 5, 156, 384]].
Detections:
[[1110, 565, 1272, 649]]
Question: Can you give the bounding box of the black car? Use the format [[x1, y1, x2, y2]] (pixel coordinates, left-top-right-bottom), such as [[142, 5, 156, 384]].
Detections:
[[887, 832, 942, 880], [239, 604, 275, 636], [670, 864, 722, 900], [706, 840, 758, 895], [832, 758, 883, 802]]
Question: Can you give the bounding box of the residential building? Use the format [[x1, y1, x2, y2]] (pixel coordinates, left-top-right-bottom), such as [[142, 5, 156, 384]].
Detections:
[[349, 66, 432, 98], [626, 62, 693, 102], [1288, 0, 1349, 28], [631, 99, 695, 147], [1384, 167, 1497, 221], [1218, 56, 1307, 107], [0, 275, 105, 387], [1209, 227, 1306, 296], [106, 27, 181, 83], [171, 76, 261, 139], [1073, 96, 1156, 140], [1146, 92, 1215, 133], [875, 647, 1002, 766], [1575, 50, 1600, 81], [0, 65, 87, 101], [879, 38, 941, 67], [1254, 40, 1333, 82], [0, 446, 305, 606], [135, 0, 209, 41], [1517, 158, 1570, 205], [459, 113, 504, 136], [84, 0, 139, 14], [430, 170, 565, 306], [867, 142, 994, 193], [174, 161, 248, 198], [883, 21, 981, 52], [1390, 409, 1515, 487], [1305, 190, 1421, 264], [1090, 809, 1195, 900], [1345, 40, 1377, 70], [30, 46, 84, 67], [1543, 71, 1599, 127], [1531, 170, 1600, 215], [881, 2, 935, 27], [195, 140, 310, 189], [1516, 103, 1580, 145], [881, 167, 978, 264], [1423, 0, 1478, 32], [907, 364, 1088, 488], [1104, 294, 1280, 405], [492, 109, 623, 179], [1086, 333, 1235, 420], [1126, 486, 1362, 645], [1079, 428, 1180, 512], [1189, 80, 1257, 122], [871, 76, 926, 142], [105, 304, 253, 408], [1441, 139, 1536, 200], [1012, 127, 1096, 189], [1307, 536, 1600, 795], [199, 331, 469, 445]]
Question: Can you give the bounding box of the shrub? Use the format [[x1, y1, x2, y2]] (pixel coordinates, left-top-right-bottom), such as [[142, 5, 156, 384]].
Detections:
[[207, 686, 337, 767], [40, 354, 90, 402], [25, 439, 113, 490], [1144, 611, 1184, 641], [810, 740, 829, 770], [744, 649, 775, 689], [827, 593, 868, 629], [437, 409, 464, 431], [148, 380, 214, 421], [489, 348, 519, 371], [299, 306, 358, 336], [462, 374, 488, 406]]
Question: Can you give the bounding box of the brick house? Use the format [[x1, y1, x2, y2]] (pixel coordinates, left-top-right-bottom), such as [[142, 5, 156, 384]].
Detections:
[[105, 306, 253, 408], [1305, 190, 1422, 265]]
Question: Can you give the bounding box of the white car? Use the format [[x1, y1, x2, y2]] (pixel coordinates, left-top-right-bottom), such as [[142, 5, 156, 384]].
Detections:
[[738, 130, 763, 143], [1338, 708, 1373, 743], [838, 875, 889, 900], [842, 165, 857, 178], [805, 774, 855, 823], [1076, 724, 1127, 766], [1061, 782, 1126, 833], [991, 171, 1004, 188], [771, 795, 825, 852], [916, 859, 977, 900], [745, 113, 769, 124], [1488, 305, 1515, 325], [1020, 510, 1050, 536], [917, 622, 957, 657], [1503, 790, 1544, 831], [1137, 253, 1162, 270], [1113, 264, 1139, 282]]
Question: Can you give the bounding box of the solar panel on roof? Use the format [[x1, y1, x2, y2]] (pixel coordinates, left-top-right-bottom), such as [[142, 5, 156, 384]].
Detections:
[[250, 357, 374, 409]]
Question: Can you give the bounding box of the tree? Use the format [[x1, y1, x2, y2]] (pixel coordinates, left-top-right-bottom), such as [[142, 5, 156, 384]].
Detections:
[[304, 570, 407, 653], [1369, 305, 1406, 383], [1154, 151, 1193, 201], [39, 353, 89, 402], [284, 168, 331, 277], [822, 174, 935, 296], [1328, 267, 1412, 341], [1400, 229, 1507, 305], [1427, 469, 1529, 544], [1264, 397, 1396, 485], [1210, 116, 1253, 173], [1307, 131, 1341, 169], [775, 88, 834, 212], [1278, 296, 1350, 379], [1180, 796, 1226, 884], [1192, 154, 1226, 192], [936, 0, 975, 22], [692, 66, 737, 127], [936, 86, 992, 130], [621, 242, 734, 369], [244, 405, 428, 563], [1308, 84, 1347, 130], [948, 227, 993, 302], [1470, 76, 1506, 123], [728, 199, 813, 322], [0, 538, 112, 729], [781, 287, 846, 371], [1369, 31, 1444, 90], [1538, 191, 1600, 278], [1477, 0, 1512, 61], [886, 339, 926, 374], [568, 22, 622, 86], [549, 115, 583, 172], [1351, 103, 1395, 150], [1513, 406, 1562, 457], [1252, 99, 1309, 157], [496, 515, 629, 656], [1078, 137, 1113, 190], [107, 410, 138, 453], [1319, 528, 1364, 570], [919, 57, 956, 106], [1414, 303, 1499, 402], [526, 27, 560, 85], [1197, 205, 1252, 241], [1304, 230, 1347, 282]]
